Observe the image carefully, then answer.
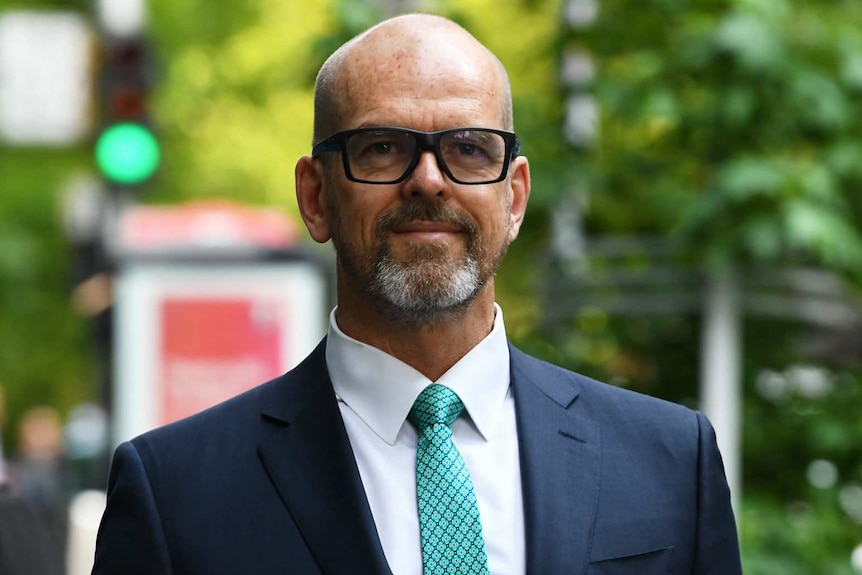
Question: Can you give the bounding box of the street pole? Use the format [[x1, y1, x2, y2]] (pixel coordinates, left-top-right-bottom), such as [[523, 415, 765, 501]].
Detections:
[[700, 267, 742, 514]]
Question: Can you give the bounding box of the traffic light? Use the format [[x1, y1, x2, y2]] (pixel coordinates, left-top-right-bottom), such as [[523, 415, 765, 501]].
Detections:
[[95, 37, 160, 186], [95, 121, 159, 185]]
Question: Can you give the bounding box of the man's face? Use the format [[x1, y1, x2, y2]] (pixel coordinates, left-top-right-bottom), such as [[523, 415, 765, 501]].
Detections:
[[314, 30, 527, 325]]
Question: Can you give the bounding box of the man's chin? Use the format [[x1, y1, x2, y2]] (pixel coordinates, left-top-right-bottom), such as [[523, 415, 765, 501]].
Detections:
[[377, 257, 460, 285]]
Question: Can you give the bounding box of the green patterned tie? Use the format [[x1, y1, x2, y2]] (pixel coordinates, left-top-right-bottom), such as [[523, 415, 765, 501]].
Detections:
[[408, 384, 489, 575]]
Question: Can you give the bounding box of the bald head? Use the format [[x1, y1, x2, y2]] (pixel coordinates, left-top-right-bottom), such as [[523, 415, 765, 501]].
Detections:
[[312, 14, 513, 144]]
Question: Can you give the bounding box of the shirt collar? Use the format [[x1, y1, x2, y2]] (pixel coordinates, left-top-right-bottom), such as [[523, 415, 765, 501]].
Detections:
[[326, 304, 511, 445]]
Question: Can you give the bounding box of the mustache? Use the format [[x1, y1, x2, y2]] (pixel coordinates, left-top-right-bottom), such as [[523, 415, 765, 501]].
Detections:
[[375, 199, 478, 237]]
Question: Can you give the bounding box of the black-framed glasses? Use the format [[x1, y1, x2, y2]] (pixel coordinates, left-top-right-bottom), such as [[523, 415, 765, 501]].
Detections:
[[311, 126, 520, 185]]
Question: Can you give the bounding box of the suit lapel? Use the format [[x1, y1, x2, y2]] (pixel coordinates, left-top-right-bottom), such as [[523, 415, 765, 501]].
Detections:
[[511, 345, 601, 575], [257, 340, 392, 575]]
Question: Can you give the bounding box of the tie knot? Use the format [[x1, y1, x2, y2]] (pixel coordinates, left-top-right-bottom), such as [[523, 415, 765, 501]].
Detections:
[[409, 384, 464, 431]]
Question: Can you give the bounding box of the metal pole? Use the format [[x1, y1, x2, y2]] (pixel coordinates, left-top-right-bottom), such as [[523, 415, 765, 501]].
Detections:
[[700, 267, 742, 513]]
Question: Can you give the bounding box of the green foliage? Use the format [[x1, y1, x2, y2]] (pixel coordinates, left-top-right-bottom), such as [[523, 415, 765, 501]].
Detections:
[[0, 148, 95, 452], [576, 0, 862, 277], [0, 0, 89, 9], [741, 357, 862, 574], [146, 0, 333, 210], [742, 494, 859, 575]]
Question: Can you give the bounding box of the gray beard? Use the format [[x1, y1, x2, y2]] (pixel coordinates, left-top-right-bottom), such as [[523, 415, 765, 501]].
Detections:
[[369, 242, 483, 326], [329, 197, 504, 327]]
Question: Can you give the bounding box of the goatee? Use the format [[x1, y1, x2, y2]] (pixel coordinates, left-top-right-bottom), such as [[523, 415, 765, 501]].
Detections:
[[330, 198, 508, 326]]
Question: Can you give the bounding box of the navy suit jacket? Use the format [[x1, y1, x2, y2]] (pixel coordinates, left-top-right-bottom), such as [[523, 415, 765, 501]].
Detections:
[[92, 339, 742, 574]]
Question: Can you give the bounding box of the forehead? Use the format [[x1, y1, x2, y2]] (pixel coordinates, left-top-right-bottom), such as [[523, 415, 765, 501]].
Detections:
[[336, 30, 505, 130]]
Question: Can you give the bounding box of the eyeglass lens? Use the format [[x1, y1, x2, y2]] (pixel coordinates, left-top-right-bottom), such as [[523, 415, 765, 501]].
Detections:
[[344, 129, 508, 183]]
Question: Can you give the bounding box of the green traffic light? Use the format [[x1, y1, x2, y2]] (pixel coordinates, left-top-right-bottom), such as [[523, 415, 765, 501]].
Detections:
[[95, 122, 160, 185]]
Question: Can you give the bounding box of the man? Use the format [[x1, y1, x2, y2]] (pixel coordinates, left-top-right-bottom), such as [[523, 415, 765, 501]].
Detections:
[[92, 13, 743, 575]]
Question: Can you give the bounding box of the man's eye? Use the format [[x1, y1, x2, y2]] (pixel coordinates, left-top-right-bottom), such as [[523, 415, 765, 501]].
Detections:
[[371, 142, 393, 154]]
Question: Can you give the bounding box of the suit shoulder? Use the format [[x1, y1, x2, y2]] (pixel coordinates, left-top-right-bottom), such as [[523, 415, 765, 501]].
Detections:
[[129, 374, 280, 452], [130, 339, 328, 451], [510, 344, 697, 427]]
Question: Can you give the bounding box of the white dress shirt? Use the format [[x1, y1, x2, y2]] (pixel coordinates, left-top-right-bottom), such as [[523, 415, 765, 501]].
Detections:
[[326, 304, 526, 575]]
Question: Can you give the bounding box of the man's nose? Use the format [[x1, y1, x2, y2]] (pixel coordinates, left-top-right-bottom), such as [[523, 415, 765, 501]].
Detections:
[[402, 150, 448, 198]]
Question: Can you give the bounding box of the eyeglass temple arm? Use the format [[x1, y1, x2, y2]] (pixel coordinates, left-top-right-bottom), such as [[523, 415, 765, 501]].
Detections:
[[311, 138, 340, 156], [511, 139, 521, 158]]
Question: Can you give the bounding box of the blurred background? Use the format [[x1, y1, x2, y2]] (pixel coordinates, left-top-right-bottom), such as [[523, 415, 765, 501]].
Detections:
[[0, 0, 860, 573]]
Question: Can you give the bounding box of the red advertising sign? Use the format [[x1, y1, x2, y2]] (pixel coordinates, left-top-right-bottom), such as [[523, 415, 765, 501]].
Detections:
[[113, 261, 326, 445], [159, 298, 284, 424]]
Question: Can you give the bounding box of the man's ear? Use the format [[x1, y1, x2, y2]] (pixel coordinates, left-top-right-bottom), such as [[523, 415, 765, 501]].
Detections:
[[295, 155, 332, 244], [506, 155, 530, 243]]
